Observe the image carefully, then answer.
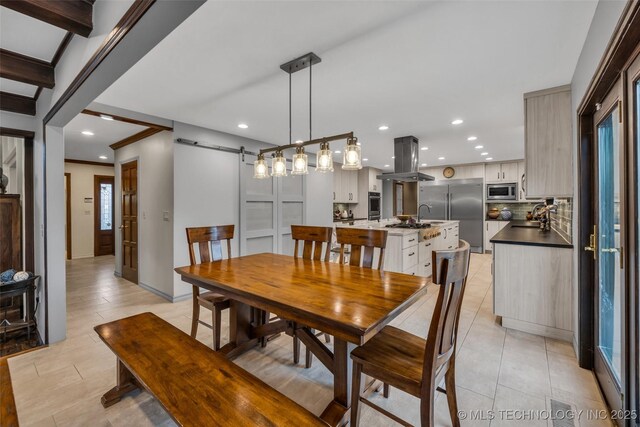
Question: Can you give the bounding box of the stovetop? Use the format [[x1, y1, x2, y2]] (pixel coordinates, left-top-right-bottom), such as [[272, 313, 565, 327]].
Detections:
[[385, 223, 432, 229]]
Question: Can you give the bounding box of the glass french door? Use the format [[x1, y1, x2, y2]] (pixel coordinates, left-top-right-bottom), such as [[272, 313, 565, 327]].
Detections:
[[592, 78, 625, 416]]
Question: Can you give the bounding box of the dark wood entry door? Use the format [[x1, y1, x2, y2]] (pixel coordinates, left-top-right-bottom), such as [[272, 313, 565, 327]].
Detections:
[[120, 161, 138, 284], [94, 175, 115, 256]]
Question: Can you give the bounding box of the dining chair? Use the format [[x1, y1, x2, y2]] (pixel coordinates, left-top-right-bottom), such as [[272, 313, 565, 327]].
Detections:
[[290, 225, 333, 368], [186, 225, 234, 351], [349, 240, 471, 427], [336, 227, 388, 269]]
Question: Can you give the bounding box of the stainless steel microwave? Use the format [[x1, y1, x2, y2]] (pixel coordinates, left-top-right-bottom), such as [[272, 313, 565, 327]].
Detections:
[[486, 183, 517, 200]]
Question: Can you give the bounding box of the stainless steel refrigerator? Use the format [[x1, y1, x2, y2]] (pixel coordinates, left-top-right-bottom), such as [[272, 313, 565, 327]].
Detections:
[[419, 178, 484, 253]]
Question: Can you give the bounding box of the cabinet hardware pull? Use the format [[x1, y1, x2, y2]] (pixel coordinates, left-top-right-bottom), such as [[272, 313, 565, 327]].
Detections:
[[409, 252, 415, 256], [408, 238, 415, 242]]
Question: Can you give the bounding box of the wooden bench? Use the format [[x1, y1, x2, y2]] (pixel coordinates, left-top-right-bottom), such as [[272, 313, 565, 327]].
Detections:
[[95, 312, 327, 426]]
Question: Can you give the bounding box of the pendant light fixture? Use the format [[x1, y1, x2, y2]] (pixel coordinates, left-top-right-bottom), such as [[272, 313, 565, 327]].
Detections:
[[316, 141, 333, 172], [253, 153, 269, 179], [271, 150, 287, 177], [253, 52, 360, 179], [342, 136, 362, 170]]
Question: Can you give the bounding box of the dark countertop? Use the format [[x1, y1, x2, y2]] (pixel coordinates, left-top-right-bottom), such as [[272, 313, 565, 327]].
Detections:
[[333, 217, 367, 223], [490, 220, 573, 249]]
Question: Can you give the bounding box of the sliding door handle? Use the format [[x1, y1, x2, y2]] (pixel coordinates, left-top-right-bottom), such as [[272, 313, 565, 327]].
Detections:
[[584, 225, 597, 259]]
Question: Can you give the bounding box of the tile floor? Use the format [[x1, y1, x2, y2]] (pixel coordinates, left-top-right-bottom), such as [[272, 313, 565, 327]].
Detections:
[[8, 254, 611, 426]]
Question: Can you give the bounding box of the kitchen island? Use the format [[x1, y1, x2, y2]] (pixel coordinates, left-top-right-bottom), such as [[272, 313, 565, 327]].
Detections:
[[491, 221, 573, 341], [335, 220, 459, 277]]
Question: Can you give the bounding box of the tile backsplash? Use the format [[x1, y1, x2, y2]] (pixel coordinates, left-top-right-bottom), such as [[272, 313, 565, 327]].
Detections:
[[551, 198, 572, 243]]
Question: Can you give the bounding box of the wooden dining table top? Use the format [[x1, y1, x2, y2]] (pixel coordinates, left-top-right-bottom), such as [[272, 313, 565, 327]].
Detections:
[[174, 253, 430, 345]]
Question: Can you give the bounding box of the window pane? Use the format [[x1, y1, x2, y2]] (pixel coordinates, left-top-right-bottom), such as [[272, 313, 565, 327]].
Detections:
[[100, 183, 113, 231]]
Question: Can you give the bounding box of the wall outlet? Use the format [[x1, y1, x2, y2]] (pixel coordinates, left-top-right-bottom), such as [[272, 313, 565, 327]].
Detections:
[[163, 211, 170, 221]]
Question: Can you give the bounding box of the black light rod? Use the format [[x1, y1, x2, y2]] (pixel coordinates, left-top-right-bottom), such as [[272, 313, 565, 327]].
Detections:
[[259, 131, 354, 155]]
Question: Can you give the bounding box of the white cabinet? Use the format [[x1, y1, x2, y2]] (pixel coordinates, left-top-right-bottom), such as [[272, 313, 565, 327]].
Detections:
[[367, 168, 382, 192], [434, 223, 459, 251], [485, 162, 519, 183], [332, 168, 359, 203], [517, 161, 526, 201], [423, 164, 484, 180], [524, 85, 572, 198], [417, 239, 433, 277], [484, 221, 509, 252]]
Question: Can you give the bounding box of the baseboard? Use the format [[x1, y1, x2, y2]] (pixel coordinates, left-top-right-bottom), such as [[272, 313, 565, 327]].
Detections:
[[501, 317, 573, 342], [138, 281, 173, 302], [71, 255, 94, 260], [172, 293, 191, 303], [114, 271, 122, 278]]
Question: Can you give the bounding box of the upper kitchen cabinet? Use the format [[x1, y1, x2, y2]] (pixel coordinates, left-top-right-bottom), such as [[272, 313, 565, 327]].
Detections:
[[485, 162, 519, 183], [332, 166, 359, 203], [524, 85, 572, 198], [423, 164, 484, 180]]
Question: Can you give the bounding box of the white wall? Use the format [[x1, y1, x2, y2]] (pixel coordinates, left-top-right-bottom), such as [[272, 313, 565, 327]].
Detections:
[[172, 122, 333, 298], [64, 162, 115, 259], [114, 131, 174, 300], [570, 0, 627, 353]]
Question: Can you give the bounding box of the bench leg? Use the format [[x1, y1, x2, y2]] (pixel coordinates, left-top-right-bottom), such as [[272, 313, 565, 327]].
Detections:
[[101, 359, 139, 408]]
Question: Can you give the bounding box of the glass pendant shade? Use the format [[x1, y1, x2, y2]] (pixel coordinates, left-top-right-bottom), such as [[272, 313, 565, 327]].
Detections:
[[271, 151, 287, 177], [315, 142, 334, 172], [291, 147, 308, 175], [342, 137, 362, 170], [253, 153, 269, 179]]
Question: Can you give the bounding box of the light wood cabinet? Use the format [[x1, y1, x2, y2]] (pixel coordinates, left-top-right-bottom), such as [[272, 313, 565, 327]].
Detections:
[[332, 168, 359, 203], [493, 243, 573, 340], [423, 164, 484, 180], [524, 85, 572, 197], [484, 220, 509, 252], [485, 162, 519, 183]]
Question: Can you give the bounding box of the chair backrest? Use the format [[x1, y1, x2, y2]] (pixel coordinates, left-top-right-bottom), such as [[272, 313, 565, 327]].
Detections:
[[186, 225, 235, 265], [421, 240, 471, 390], [291, 225, 333, 262], [335, 228, 388, 269]]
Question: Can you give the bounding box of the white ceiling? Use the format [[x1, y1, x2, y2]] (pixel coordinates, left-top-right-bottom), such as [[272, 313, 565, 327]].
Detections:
[[96, 0, 598, 170], [0, 7, 67, 62], [64, 114, 147, 163]]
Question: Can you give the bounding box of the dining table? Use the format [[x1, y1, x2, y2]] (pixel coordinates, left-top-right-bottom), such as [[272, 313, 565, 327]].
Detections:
[[174, 252, 429, 426]]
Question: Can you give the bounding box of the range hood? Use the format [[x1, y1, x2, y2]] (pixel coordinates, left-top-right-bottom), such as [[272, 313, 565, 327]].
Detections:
[[376, 136, 435, 182]]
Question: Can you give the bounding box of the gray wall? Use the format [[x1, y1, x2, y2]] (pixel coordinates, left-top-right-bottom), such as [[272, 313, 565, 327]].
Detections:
[[569, 0, 626, 353]]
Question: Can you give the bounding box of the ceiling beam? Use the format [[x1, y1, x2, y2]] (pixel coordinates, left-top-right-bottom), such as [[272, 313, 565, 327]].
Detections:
[[82, 109, 172, 131], [0, 0, 93, 37], [0, 49, 54, 88], [0, 91, 36, 116], [110, 127, 164, 150]]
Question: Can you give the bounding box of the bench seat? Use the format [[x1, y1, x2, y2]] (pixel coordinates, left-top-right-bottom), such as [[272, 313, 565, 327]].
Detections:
[[95, 312, 327, 427]]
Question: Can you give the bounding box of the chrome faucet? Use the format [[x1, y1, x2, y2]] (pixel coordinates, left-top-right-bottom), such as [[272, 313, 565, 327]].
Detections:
[[417, 203, 432, 221], [532, 201, 557, 231]]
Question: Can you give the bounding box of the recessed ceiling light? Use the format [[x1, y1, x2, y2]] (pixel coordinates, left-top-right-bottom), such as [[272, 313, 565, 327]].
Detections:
[[99, 155, 108, 160], [451, 119, 463, 125], [421, 163, 427, 167], [438, 156, 445, 160], [363, 158, 369, 161], [334, 150, 341, 154], [420, 147, 428, 151], [295, 140, 303, 144], [81, 130, 94, 136], [384, 164, 390, 168], [486, 157, 493, 160], [481, 152, 489, 156], [237, 123, 248, 129], [100, 114, 114, 121], [475, 145, 484, 149], [467, 136, 477, 141], [378, 125, 389, 131]]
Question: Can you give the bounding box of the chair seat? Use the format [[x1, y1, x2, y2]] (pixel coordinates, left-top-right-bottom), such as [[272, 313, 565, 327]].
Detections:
[[197, 291, 229, 307], [350, 326, 426, 396]]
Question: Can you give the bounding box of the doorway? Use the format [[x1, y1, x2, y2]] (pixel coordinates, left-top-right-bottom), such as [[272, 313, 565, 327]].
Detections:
[[120, 160, 138, 284], [94, 175, 115, 256], [65, 173, 71, 260]]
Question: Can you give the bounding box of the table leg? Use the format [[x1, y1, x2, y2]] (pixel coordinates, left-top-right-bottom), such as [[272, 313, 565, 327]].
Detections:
[[101, 359, 139, 408], [320, 338, 355, 427], [220, 300, 260, 359]]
